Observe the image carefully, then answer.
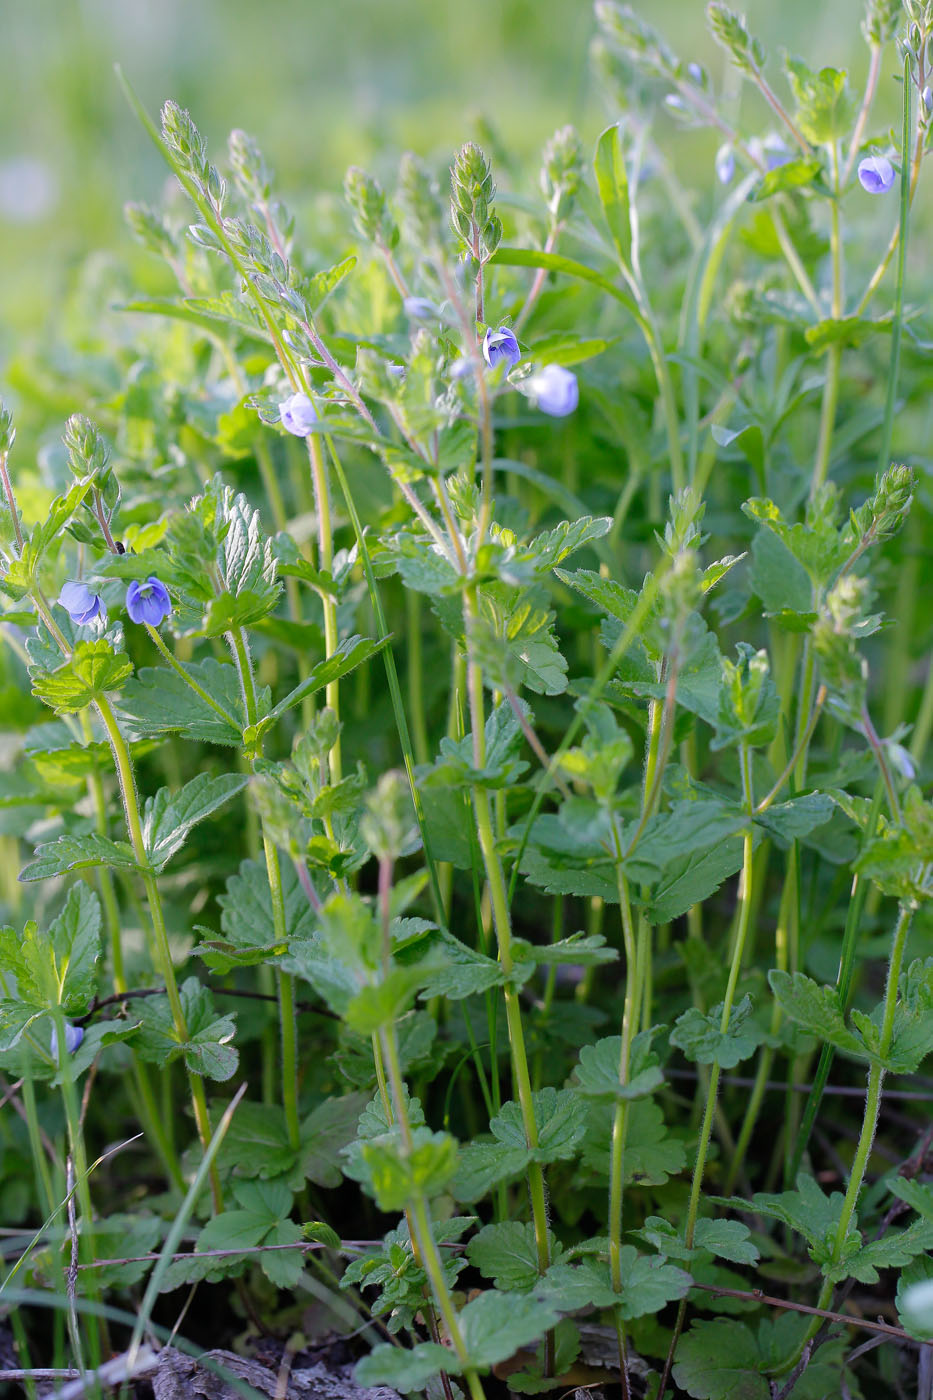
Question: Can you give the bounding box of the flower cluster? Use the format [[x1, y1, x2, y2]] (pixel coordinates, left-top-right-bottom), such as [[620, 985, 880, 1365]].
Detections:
[[58, 575, 172, 628]]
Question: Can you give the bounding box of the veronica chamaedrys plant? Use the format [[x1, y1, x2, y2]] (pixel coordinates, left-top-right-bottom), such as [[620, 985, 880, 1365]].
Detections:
[[2, 0, 933, 1393]]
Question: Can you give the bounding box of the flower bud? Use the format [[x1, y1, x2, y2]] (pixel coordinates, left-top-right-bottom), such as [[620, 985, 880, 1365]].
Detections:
[[540, 126, 583, 221], [403, 296, 440, 321], [360, 770, 418, 863], [0, 404, 14, 456], [715, 143, 736, 184], [398, 152, 443, 246], [124, 202, 177, 260], [228, 128, 272, 204], [63, 414, 110, 483], [344, 166, 399, 248]]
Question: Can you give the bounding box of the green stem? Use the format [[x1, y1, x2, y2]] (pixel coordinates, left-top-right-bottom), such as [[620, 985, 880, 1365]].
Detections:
[[464, 588, 552, 1339], [93, 691, 221, 1210], [607, 871, 644, 1400], [308, 432, 341, 781], [876, 56, 913, 478], [660, 747, 755, 1394], [229, 625, 302, 1150], [145, 625, 241, 731], [378, 1023, 485, 1400], [406, 589, 430, 767], [785, 900, 915, 1369], [856, 51, 924, 318], [266, 836, 301, 1151], [787, 789, 880, 1181], [325, 433, 445, 925], [53, 1007, 103, 1369], [79, 711, 186, 1192], [809, 347, 841, 500], [20, 1073, 75, 1374]]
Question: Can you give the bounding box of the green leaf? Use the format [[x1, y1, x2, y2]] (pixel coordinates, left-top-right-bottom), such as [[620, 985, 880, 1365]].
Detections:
[[492, 1087, 589, 1164], [433, 698, 529, 789], [489, 246, 639, 319], [805, 314, 894, 352], [540, 1250, 690, 1319], [20, 884, 101, 1012], [300, 1092, 370, 1188], [199, 588, 281, 637], [307, 253, 357, 312], [30, 640, 133, 714], [458, 1289, 561, 1368], [0, 1001, 43, 1052], [768, 971, 867, 1061], [215, 1101, 299, 1181], [474, 589, 568, 696], [670, 996, 763, 1068], [528, 332, 617, 367], [748, 527, 813, 619], [468, 1221, 561, 1291], [355, 1343, 456, 1391], [452, 1141, 531, 1202], [573, 1030, 664, 1101], [142, 771, 248, 869], [582, 1096, 686, 1186], [721, 1174, 853, 1270], [20, 832, 140, 882], [785, 58, 852, 144], [359, 1127, 459, 1210], [134, 977, 238, 1080], [675, 1314, 852, 1400], [639, 1216, 759, 1266], [118, 294, 272, 345], [750, 157, 823, 201], [511, 932, 618, 970], [673, 1318, 768, 1400], [210, 856, 316, 967], [168, 1179, 303, 1290], [258, 635, 386, 733], [594, 123, 632, 266], [754, 793, 833, 843], [118, 659, 244, 745]]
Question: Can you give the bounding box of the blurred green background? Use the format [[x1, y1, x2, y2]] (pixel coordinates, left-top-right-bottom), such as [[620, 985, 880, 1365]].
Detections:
[[0, 0, 898, 351]]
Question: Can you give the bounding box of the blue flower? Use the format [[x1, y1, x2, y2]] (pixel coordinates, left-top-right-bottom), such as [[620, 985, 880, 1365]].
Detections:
[[50, 1021, 84, 1061], [483, 326, 521, 371], [58, 580, 104, 626], [403, 296, 439, 320], [278, 392, 318, 436], [529, 364, 579, 418], [716, 144, 735, 185], [858, 154, 895, 194], [126, 576, 171, 626], [762, 134, 791, 171], [449, 355, 475, 381]]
